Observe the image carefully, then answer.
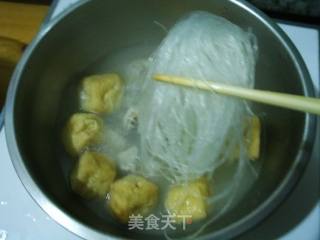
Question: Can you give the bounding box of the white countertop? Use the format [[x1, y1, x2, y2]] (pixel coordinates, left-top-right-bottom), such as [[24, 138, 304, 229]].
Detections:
[[0, 1, 319, 239]]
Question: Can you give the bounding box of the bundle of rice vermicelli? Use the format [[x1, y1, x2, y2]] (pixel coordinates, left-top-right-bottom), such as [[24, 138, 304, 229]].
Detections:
[[135, 11, 258, 185]]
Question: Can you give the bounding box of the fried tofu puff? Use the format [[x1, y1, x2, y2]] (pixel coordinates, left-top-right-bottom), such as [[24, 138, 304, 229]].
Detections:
[[165, 177, 210, 223], [62, 113, 104, 156], [245, 116, 261, 160], [108, 175, 159, 222], [70, 152, 116, 199], [80, 73, 123, 114], [228, 116, 261, 161]]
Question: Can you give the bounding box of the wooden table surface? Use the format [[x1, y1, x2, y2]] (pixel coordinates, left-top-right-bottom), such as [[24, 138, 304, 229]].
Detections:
[[0, 1, 48, 108], [0, 1, 48, 44]]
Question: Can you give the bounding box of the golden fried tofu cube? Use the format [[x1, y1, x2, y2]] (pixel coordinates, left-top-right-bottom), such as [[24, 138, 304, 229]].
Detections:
[[80, 73, 123, 114], [70, 152, 116, 199], [109, 175, 158, 222], [62, 113, 104, 156], [165, 177, 210, 223], [245, 116, 261, 160]]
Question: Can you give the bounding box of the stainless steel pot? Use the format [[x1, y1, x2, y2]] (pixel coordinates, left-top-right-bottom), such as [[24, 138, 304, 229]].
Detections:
[[5, 0, 316, 239]]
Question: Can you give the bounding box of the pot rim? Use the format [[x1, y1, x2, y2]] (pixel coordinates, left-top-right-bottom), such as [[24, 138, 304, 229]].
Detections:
[[4, 0, 317, 239], [0, 110, 3, 130]]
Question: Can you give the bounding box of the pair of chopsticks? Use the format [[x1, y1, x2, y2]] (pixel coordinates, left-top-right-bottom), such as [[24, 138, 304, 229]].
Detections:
[[153, 74, 320, 115]]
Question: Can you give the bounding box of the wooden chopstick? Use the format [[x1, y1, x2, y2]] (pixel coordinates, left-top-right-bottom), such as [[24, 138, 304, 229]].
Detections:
[[153, 74, 320, 116]]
